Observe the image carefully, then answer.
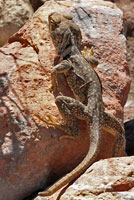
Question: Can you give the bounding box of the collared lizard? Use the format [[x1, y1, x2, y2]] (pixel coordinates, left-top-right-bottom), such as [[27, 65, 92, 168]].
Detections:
[[37, 12, 125, 196]]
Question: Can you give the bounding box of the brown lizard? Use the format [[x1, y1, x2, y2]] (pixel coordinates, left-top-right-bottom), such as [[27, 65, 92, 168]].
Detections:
[[37, 12, 125, 196]]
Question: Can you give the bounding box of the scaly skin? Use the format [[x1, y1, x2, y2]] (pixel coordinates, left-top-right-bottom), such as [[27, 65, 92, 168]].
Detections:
[[38, 12, 125, 196]]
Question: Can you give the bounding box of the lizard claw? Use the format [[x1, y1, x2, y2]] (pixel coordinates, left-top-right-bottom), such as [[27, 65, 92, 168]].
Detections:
[[89, 46, 95, 57], [46, 113, 59, 123]]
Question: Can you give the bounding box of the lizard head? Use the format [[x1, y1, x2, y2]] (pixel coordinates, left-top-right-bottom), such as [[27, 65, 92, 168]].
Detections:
[[48, 12, 82, 56]]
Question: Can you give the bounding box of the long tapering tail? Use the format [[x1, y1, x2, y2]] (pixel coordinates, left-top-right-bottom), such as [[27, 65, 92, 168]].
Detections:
[[38, 119, 101, 196]]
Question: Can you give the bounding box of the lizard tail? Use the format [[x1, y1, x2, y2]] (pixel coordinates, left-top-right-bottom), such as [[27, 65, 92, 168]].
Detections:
[[38, 119, 101, 196]]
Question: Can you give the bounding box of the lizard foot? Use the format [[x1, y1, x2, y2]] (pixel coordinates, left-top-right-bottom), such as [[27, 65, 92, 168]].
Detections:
[[49, 82, 56, 93], [82, 46, 96, 57], [34, 113, 59, 126], [48, 84, 53, 93], [34, 114, 79, 139], [81, 46, 98, 68]]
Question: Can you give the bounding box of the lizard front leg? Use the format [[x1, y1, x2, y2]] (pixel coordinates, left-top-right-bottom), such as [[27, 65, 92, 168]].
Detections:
[[50, 60, 71, 92]]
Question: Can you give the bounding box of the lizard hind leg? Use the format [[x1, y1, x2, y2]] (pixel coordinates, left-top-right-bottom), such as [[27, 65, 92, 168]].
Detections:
[[102, 111, 125, 156], [55, 96, 80, 138], [34, 112, 79, 140], [35, 96, 80, 138]]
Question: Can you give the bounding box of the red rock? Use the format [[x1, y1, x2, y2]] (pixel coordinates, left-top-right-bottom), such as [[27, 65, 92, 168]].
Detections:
[[113, 0, 134, 122], [0, 0, 130, 199]]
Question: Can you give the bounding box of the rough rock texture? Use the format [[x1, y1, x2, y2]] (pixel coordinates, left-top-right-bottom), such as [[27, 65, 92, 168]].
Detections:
[[108, 0, 134, 158], [35, 157, 134, 200], [0, 0, 130, 200], [96, 192, 134, 200], [105, 0, 134, 158], [0, 0, 34, 46], [124, 35, 134, 120], [106, 0, 134, 122]]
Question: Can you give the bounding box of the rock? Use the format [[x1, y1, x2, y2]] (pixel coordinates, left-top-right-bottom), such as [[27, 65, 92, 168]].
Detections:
[[113, 0, 134, 122], [0, 0, 34, 46], [35, 156, 134, 200], [124, 36, 134, 122], [0, 0, 130, 199], [96, 192, 134, 200], [125, 119, 134, 156]]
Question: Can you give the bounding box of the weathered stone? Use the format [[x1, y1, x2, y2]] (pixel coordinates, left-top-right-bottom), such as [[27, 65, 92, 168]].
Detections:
[[107, 0, 134, 156], [0, 0, 33, 46], [114, 0, 134, 122], [0, 0, 130, 199], [58, 157, 134, 200]]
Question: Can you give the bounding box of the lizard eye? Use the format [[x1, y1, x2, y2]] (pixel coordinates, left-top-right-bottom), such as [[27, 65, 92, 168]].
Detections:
[[49, 17, 61, 32], [49, 20, 57, 31], [50, 19, 54, 24], [50, 18, 61, 24], [48, 12, 61, 31]]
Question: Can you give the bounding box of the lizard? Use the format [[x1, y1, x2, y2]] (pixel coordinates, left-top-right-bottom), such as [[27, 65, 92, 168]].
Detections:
[[37, 12, 125, 196]]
